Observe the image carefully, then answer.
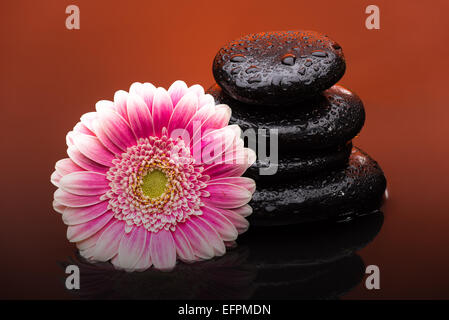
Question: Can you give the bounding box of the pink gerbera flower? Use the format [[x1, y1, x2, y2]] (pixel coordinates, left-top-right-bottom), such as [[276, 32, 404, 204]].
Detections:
[[51, 81, 256, 271]]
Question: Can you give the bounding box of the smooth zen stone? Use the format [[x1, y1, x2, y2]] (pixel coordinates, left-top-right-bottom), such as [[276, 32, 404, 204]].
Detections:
[[244, 142, 352, 185], [248, 148, 387, 226], [212, 30, 346, 105], [207, 84, 365, 152]]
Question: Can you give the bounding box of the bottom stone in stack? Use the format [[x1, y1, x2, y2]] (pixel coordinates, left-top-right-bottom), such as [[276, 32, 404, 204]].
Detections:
[[249, 147, 387, 226]]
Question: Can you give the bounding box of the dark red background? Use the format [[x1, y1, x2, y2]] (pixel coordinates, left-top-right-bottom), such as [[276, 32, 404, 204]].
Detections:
[[1, 0, 449, 299]]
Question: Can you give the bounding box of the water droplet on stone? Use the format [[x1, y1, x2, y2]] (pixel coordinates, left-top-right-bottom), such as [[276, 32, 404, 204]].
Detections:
[[230, 54, 246, 62], [311, 50, 328, 58], [245, 66, 260, 74], [281, 53, 296, 66], [231, 67, 241, 75], [247, 75, 262, 84]]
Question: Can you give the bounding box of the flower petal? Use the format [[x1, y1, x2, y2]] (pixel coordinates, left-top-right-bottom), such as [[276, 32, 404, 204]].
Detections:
[[232, 204, 253, 218], [76, 234, 100, 251], [203, 183, 252, 209], [93, 220, 125, 261], [91, 118, 123, 155], [62, 200, 109, 225], [74, 122, 94, 136], [187, 84, 205, 98], [186, 103, 214, 140], [67, 211, 114, 242], [50, 171, 62, 187], [129, 82, 143, 96], [150, 229, 176, 271], [214, 207, 249, 234], [59, 171, 109, 196], [95, 100, 114, 113], [133, 232, 153, 271], [141, 83, 156, 111], [118, 226, 147, 270], [113, 90, 129, 121], [171, 227, 195, 262], [191, 216, 226, 256], [193, 125, 238, 164], [152, 87, 173, 137], [204, 148, 256, 179], [199, 94, 215, 109], [167, 92, 198, 134], [178, 221, 214, 260], [52, 200, 66, 214], [127, 93, 154, 139], [208, 177, 256, 194], [80, 112, 98, 132], [72, 132, 115, 167], [55, 158, 84, 176], [168, 80, 188, 107], [67, 146, 109, 173], [76, 220, 113, 251], [54, 189, 103, 207], [97, 108, 137, 151], [201, 104, 231, 132], [200, 205, 238, 241]]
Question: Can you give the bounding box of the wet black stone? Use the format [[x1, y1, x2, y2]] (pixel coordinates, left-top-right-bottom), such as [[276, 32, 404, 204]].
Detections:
[[207, 84, 365, 152], [248, 148, 387, 226], [244, 142, 352, 185], [212, 30, 345, 105]]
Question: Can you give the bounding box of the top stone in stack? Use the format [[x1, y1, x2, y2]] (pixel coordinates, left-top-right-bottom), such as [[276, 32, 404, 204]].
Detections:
[[212, 30, 345, 105], [207, 31, 386, 226]]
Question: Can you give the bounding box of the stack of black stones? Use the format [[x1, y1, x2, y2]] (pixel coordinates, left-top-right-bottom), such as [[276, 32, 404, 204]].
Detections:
[[207, 31, 386, 226]]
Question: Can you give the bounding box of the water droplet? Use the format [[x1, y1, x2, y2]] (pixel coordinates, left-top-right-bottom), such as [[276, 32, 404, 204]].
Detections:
[[298, 67, 306, 75], [311, 50, 328, 58], [231, 67, 241, 75], [247, 75, 262, 84], [304, 60, 312, 67], [245, 66, 259, 74], [281, 54, 296, 66], [230, 54, 246, 62]]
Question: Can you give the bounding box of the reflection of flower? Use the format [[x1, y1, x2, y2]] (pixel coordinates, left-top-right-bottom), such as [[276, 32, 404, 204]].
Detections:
[[62, 211, 383, 300], [63, 247, 256, 300], [52, 81, 256, 271]]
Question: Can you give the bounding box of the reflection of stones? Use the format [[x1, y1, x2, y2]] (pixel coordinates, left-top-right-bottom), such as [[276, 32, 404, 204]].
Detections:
[[63, 211, 383, 300]]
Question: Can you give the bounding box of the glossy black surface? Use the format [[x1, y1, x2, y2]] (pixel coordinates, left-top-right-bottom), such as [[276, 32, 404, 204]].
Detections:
[[212, 31, 346, 105], [244, 142, 352, 184], [208, 84, 365, 152], [249, 147, 386, 226], [62, 211, 383, 300]]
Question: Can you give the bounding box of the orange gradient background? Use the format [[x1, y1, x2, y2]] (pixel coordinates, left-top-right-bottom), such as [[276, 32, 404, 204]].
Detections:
[[1, 0, 449, 299]]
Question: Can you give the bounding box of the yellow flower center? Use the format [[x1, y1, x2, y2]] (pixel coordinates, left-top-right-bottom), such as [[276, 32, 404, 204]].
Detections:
[[141, 169, 168, 199]]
